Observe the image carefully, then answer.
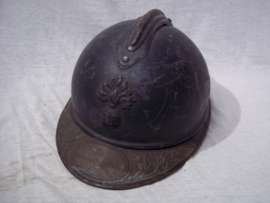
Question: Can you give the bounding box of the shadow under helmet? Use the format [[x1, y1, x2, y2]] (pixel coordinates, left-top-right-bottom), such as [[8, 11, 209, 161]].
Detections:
[[56, 9, 211, 190]]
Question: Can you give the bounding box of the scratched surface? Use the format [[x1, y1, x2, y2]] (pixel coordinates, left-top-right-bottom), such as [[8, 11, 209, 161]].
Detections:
[[70, 10, 210, 150], [1, 0, 270, 202], [56, 100, 210, 189]]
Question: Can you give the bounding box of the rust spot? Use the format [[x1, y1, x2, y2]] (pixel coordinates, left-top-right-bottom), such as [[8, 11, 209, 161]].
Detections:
[[175, 60, 185, 66], [141, 11, 151, 23], [137, 92, 150, 101], [140, 51, 146, 58], [85, 60, 89, 67], [136, 27, 142, 33]]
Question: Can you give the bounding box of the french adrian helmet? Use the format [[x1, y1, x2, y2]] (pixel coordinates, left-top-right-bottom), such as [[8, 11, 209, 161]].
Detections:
[[56, 9, 211, 189]]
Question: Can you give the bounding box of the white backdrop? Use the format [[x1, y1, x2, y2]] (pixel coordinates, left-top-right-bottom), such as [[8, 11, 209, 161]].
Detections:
[[1, 0, 270, 202]]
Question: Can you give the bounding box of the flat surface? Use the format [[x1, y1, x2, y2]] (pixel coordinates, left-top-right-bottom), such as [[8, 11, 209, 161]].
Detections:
[[1, 0, 270, 202]]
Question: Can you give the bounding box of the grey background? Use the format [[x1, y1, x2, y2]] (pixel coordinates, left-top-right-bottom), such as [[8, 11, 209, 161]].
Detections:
[[1, 0, 270, 202]]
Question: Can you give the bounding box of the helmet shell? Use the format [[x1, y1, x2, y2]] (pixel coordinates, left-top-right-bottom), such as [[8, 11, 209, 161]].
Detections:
[[71, 10, 210, 149]]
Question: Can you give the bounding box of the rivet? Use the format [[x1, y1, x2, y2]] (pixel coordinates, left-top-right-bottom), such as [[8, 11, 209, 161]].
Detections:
[[122, 56, 129, 62]]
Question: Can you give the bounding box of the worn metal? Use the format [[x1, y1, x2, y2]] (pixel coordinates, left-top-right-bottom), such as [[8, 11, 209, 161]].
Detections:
[[56, 100, 210, 190], [56, 9, 211, 189]]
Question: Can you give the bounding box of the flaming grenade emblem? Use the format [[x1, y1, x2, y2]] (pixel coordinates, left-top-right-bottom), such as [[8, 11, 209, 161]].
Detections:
[[97, 76, 136, 128]]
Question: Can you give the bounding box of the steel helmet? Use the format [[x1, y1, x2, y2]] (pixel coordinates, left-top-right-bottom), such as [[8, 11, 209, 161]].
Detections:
[[56, 9, 211, 189]]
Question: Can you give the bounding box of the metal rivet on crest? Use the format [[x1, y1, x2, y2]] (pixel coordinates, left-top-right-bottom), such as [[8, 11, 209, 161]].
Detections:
[[122, 56, 129, 62]]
